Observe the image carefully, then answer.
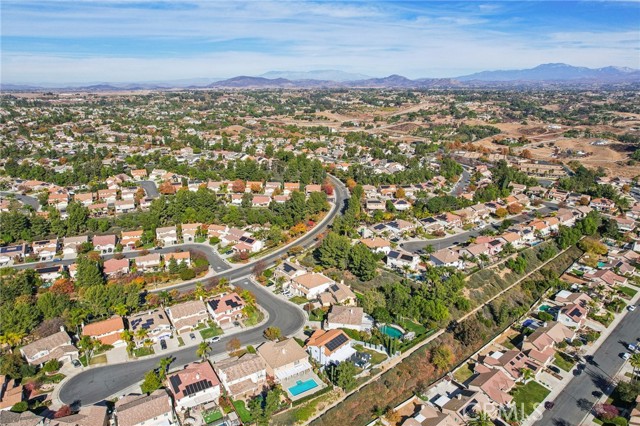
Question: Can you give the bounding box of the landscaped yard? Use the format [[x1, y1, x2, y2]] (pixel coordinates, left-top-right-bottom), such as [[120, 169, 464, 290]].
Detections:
[[133, 346, 155, 358], [289, 296, 309, 305], [232, 400, 252, 423], [511, 381, 551, 417], [453, 362, 474, 383], [618, 286, 638, 298], [553, 352, 575, 372], [396, 318, 427, 336], [199, 325, 223, 340], [203, 409, 223, 424]]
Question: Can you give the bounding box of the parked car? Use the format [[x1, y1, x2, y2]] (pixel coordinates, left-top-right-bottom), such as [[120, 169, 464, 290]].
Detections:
[[628, 305, 636, 312], [71, 359, 82, 368], [629, 344, 637, 352], [548, 365, 561, 374], [160, 339, 167, 350], [189, 333, 196, 340], [208, 336, 221, 343], [622, 352, 631, 360]]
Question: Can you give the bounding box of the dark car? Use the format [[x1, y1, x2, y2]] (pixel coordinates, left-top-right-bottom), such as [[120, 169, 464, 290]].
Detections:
[[544, 401, 555, 410], [189, 333, 196, 340], [573, 368, 583, 376], [548, 365, 561, 374], [160, 339, 167, 350]]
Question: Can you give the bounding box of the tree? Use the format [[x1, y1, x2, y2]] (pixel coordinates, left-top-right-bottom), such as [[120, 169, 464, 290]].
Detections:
[[507, 203, 523, 215], [316, 232, 351, 269], [42, 359, 61, 373], [520, 367, 533, 384], [264, 326, 281, 341], [140, 369, 162, 394], [75, 256, 104, 287], [226, 337, 241, 353], [495, 207, 508, 218], [430, 345, 453, 370], [454, 318, 483, 347], [196, 342, 211, 360], [328, 361, 357, 391], [37, 292, 71, 320], [232, 179, 246, 193], [349, 243, 378, 281]]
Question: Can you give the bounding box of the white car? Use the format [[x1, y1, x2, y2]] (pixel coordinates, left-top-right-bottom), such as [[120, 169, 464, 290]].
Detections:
[[623, 352, 632, 360], [629, 344, 637, 352], [207, 336, 221, 343], [628, 305, 636, 312]]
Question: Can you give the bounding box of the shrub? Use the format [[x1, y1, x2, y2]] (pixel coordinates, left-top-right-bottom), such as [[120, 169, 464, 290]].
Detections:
[[42, 359, 61, 373], [538, 312, 554, 322], [179, 269, 196, 280], [10, 401, 28, 413], [594, 403, 619, 421]]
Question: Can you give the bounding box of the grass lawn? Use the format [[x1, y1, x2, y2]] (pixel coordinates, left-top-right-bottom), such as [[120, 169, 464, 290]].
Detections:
[[199, 326, 223, 340], [453, 363, 475, 383], [232, 400, 252, 423], [289, 296, 309, 305], [553, 352, 575, 372], [244, 309, 264, 327], [618, 286, 638, 298], [396, 318, 427, 335], [39, 373, 65, 384], [511, 381, 550, 417], [308, 309, 326, 322], [133, 346, 155, 358], [203, 409, 223, 424]]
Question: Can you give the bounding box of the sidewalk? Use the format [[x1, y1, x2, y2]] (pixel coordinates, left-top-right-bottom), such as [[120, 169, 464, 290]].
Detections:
[[522, 290, 640, 426]]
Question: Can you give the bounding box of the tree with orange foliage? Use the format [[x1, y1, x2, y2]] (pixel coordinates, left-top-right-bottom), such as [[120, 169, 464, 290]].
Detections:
[[232, 180, 246, 193], [495, 207, 508, 218], [521, 149, 533, 159], [290, 222, 308, 236], [395, 188, 406, 199], [159, 181, 176, 195], [346, 178, 357, 191], [250, 183, 262, 193], [51, 278, 75, 295], [507, 203, 524, 215], [135, 187, 146, 202]]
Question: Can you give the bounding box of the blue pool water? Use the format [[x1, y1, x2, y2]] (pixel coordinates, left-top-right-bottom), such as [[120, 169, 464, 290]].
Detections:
[[380, 325, 404, 339], [288, 379, 318, 396], [598, 261, 606, 268]]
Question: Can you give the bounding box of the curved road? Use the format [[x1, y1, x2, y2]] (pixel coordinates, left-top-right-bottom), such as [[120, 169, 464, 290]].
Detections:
[[58, 175, 349, 405]]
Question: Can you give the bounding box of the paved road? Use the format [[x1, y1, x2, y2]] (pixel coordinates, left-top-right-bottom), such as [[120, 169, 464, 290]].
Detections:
[[57, 175, 349, 405], [449, 167, 470, 196], [139, 180, 160, 199], [0, 191, 40, 210], [58, 277, 306, 405], [535, 306, 640, 426], [401, 203, 558, 253]]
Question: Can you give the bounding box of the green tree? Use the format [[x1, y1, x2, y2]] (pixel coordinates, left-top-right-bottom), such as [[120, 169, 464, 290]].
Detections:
[[468, 411, 493, 426], [349, 243, 378, 281], [196, 342, 211, 360], [430, 345, 453, 370], [36, 292, 71, 320], [264, 326, 281, 341], [316, 232, 351, 269], [75, 256, 104, 287], [140, 369, 163, 394], [333, 361, 357, 391]]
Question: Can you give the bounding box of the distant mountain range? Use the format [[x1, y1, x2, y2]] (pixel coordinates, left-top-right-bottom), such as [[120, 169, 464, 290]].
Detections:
[[3, 63, 639, 92]]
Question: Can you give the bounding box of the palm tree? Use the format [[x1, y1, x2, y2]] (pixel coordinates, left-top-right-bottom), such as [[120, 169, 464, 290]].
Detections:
[[467, 411, 492, 426], [478, 253, 490, 267], [196, 342, 211, 360], [159, 290, 171, 306], [135, 328, 149, 342], [520, 367, 534, 384]]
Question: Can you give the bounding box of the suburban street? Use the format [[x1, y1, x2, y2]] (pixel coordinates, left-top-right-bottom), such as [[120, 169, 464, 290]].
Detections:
[[535, 305, 640, 426], [401, 202, 558, 253], [56, 175, 348, 404], [58, 277, 306, 405], [0, 191, 40, 210]]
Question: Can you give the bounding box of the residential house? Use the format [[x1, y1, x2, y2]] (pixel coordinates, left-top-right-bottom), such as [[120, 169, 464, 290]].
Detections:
[[74, 192, 95, 206], [214, 354, 268, 400], [128, 310, 172, 345], [477, 350, 542, 382], [131, 169, 148, 180], [289, 273, 335, 299], [590, 197, 616, 212], [164, 251, 191, 269], [467, 369, 515, 406], [305, 184, 322, 195], [438, 212, 462, 229], [0, 244, 26, 266], [114, 390, 176, 426], [115, 199, 136, 214], [135, 253, 161, 272], [386, 250, 419, 271], [557, 303, 588, 329], [97, 189, 118, 204], [257, 339, 312, 382], [365, 199, 385, 212], [430, 249, 464, 269], [121, 230, 143, 251], [274, 261, 306, 285], [207, 293, 246, 326], [167, 361, 221, 410], [32, 239, 58, 261], [181, 223, 201, 243], [20, 329, 78, 366], [305, 329, 356, 366], [0, 375, 24, 411], [586, 269, 628, 287], [317, 282, 357, 307], [401, 404, 458, 426], [359, 237, 391, 255], [156, 226, 178, 246], [82, 316, 127, 347], [62, 235, 88, 257], [50, 406, 109, 426], [325, 306, 372, 332], [36, 265, 64, 283], [93, 234, 117, 254], [103, 258, 130, 276], [165, 300, 209, 334]]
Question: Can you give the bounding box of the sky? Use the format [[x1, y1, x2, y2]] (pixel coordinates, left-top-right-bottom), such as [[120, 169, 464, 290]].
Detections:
[[1, 0, 639, 84]]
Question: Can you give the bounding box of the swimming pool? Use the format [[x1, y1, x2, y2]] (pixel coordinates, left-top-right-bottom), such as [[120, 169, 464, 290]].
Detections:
[[538, 304, 551, 312], [288, 379, 318, 396], [598, 261, 606, 268], [380, 325, 404, 339]]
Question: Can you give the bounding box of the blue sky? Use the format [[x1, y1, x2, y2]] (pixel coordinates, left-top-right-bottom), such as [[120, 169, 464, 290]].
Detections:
[[2, 0, 639, 83]]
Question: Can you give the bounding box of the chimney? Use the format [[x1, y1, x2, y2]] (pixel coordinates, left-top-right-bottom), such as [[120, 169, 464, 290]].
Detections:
[[196, 373, 200, 380], [60, 325, 65, 332], [456, 394, 462, 400]]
